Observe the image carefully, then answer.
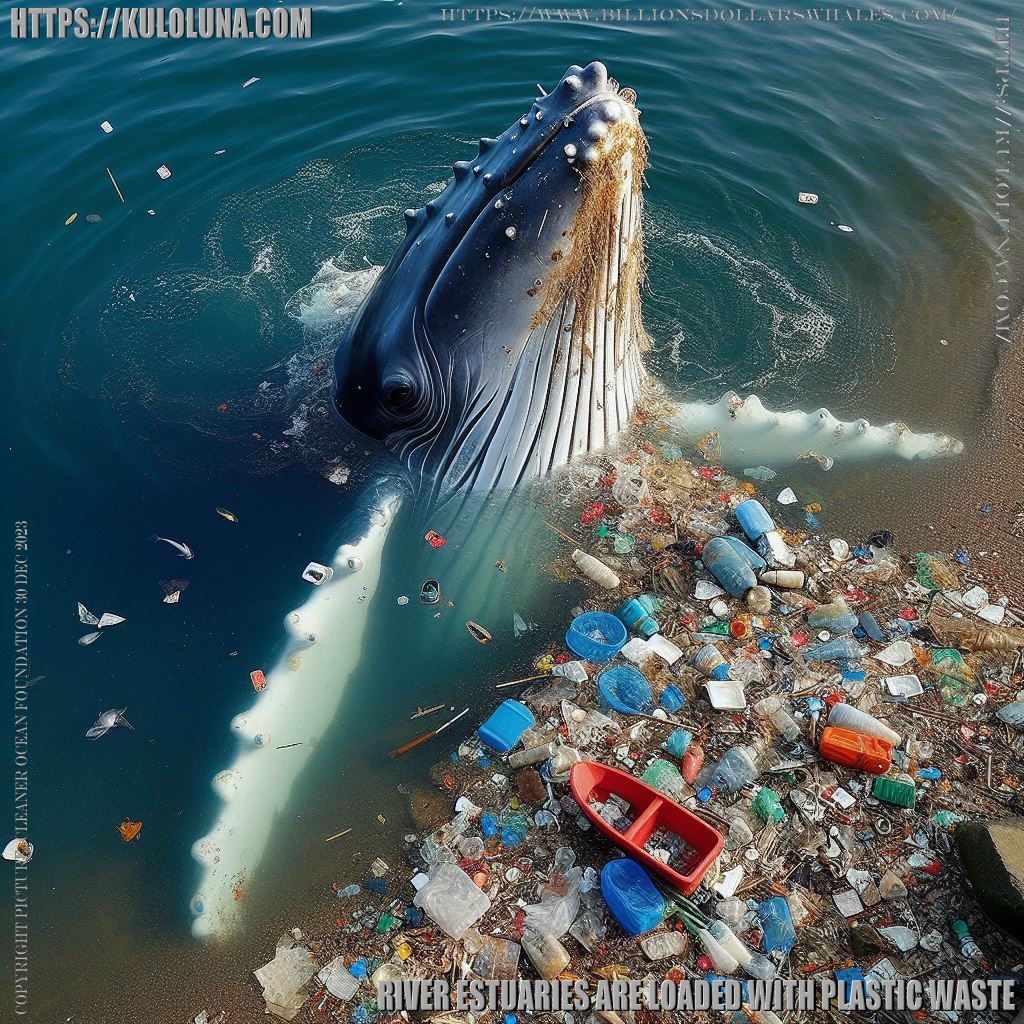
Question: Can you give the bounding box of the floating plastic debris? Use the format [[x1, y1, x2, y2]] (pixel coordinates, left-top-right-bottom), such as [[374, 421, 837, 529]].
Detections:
[[117, 820, 142, 842], [798, 192, 819, 204], [99, 120, 113, 134], [160, 579, 189, 604], [156, 164, 172, 180], [777, 487, 798, 505], [242, 76, 260, 88], [301, 562, 333, 585], [86, 706, 134, 740]]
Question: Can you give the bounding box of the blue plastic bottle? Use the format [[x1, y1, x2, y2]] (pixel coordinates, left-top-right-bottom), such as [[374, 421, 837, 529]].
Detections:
[[758, 896, 796, 953], [735, 499, 775, 542], [702, 538, 761, 597]]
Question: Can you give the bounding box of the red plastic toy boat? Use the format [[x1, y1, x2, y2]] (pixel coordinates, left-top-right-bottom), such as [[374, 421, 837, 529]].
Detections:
[[570, 760, 724, 895]]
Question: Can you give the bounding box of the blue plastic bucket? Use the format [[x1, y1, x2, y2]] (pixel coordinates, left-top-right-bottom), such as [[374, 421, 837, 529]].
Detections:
[[479, 700, 535, 752], [565, 611, 628, 663]]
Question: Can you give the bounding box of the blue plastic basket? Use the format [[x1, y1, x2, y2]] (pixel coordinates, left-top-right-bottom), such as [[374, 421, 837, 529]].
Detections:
[[565, 611, 628, 663], [597, 666, 655, 715]]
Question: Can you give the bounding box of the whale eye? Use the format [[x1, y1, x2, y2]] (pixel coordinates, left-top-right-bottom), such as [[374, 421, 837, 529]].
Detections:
[[382, 374, 418, 414]]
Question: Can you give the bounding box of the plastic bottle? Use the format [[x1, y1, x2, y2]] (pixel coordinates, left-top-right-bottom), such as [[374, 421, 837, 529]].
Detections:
[[336, 883, 361, 898], [827, 702, 901, 746], [701, 538, 760, 597], [735, 499, 775, 541], [640, 930, 688, 960], [759, 569, 805, 589], [927, 616, 1024, 652], [803, 637, 866, 662], [752, 695, 802, 742], [480, 813, 499, 838], [758, 896, 796, 953], [693, 643, 731, 680], [697, 927, 740, 973], [807, 597, 859, 635], [951, 920, 983, 960], [522, 928, 570, 979], [709, 746, 759, 792], [508, 742, 559, 768], [571, 549, 620, 589]]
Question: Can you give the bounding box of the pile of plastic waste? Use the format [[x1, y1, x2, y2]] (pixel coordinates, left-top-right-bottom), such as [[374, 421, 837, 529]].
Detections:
[[248, 437, 1024, 1024]]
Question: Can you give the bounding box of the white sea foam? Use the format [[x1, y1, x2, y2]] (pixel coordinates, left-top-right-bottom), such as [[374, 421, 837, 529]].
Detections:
[[189, 487, 402, 939]]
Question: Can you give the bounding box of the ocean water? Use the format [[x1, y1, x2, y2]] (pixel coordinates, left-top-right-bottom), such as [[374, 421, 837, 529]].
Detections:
[[1, 2, 1019, 1019]]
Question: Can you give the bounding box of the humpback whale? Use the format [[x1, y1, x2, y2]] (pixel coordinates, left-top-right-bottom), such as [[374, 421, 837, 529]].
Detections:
[[190, 61, 960, 940]]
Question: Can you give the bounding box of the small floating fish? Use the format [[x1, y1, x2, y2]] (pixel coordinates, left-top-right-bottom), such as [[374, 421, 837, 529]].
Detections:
[[86, 706, 134, 739], [216, 507, 239, 523], [151, 534, 194, 559]]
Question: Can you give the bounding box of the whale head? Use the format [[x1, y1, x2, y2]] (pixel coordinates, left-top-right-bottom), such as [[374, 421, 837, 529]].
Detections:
[[333, 61, 649, 502]]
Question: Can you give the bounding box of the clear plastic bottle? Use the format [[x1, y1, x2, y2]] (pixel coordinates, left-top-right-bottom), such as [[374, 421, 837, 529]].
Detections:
[[697, 927, 739, 973], [803, 637, 866, 663], [753, 695, 801, 742], [709, 746, 760, 792], [807, 597, 859, 635], [522, 928, 570, 979]]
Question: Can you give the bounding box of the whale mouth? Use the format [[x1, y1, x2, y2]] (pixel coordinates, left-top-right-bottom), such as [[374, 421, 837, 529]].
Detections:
[[332, 61, 649, 495]]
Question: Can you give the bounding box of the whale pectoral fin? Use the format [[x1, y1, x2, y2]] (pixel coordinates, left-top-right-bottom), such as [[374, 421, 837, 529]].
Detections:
[[667, 391, 964, 467]]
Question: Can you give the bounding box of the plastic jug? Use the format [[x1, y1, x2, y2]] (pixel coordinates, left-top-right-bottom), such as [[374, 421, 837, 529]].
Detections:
[[758, 896, 796, 953], [735, 499, 775, 541], [600, 859, 665, 935], [640, 930, 688, 960], [702, 537, 761, 597], [818, 726, 893, 775], [709, 746, 759, 792]]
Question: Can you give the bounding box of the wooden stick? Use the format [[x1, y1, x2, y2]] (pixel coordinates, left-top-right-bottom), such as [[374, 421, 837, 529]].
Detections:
[[495, 674, 549, 690], [542, 519, 580, 546], [106, 167, 125, 203], [324, 828, 352, 843], [390, 707, 469, 758]]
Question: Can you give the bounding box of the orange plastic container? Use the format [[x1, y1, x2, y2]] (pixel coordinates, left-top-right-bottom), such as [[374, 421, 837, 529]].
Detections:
[[818, 726, 893, 775]]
